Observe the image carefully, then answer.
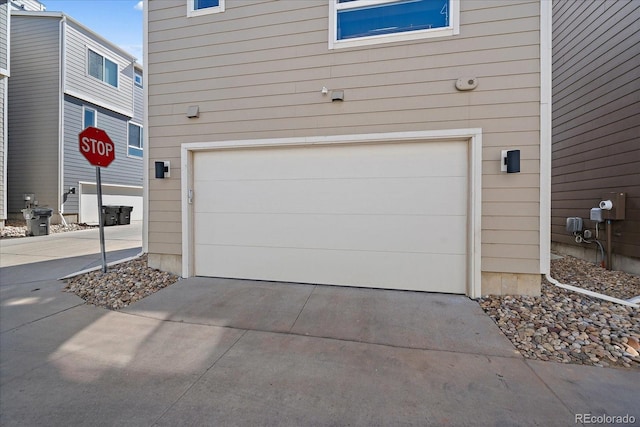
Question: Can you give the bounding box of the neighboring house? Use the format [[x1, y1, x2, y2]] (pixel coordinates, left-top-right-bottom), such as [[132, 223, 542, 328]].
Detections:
[[9, 0, 44, 12], [0, 2, 47, 229], [7, 10, 144, 225], [551, 0, 640, 274], [145, 0, 552, 298]]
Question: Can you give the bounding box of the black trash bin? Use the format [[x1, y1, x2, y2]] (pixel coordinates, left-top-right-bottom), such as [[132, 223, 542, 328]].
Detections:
[[118, 206, 133, 225], [22, 207, 53, 236], [101, 205, 120, 226]]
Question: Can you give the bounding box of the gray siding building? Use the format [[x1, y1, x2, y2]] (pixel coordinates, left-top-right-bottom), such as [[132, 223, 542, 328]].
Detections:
[[551, 0, 640, 274], [7, 10, 144, 224], [0, 0, 8, 228]]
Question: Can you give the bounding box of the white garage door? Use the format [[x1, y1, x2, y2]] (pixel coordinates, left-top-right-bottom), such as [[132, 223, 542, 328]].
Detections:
[[193, 140, 468, 293], [79, 183, 143, 225]]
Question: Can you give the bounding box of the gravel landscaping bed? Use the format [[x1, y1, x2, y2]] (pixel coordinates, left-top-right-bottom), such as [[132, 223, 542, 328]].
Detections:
[[478, 254, 639, 369], [550, 253, 640, 300], [64, 254, 180, 310], [1, 219, 96, 238]]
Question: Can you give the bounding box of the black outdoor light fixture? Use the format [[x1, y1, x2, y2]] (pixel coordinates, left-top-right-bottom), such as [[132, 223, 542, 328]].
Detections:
[[501, 149, 521, 173], [155, 161, 170, 179]]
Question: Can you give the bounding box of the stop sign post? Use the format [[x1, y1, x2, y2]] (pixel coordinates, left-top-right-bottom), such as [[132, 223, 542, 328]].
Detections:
[[78, 127, 115, 273]]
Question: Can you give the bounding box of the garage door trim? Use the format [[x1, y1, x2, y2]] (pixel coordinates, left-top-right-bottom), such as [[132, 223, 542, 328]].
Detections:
[[181, 129, 482, 298]]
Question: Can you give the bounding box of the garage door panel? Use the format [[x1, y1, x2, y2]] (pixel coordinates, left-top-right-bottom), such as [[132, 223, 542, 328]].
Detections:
[[194, 142, 467, 181], [193, 140, 468, 294], [195, 212, 466, 254], [195, 177, 467, 216], [195, 245, 467, 294]]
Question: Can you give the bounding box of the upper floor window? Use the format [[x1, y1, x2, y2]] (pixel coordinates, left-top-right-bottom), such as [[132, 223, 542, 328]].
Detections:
[[134, 70, 143, 88], [128, 122, 143, 158], [88, 49, 118, 87], [83, 106, 96, 129], [329, 0, 459, 49], [187, 0, 225, 17]]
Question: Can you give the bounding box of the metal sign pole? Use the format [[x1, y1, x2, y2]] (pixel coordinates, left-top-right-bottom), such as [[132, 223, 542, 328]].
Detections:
[[96, 166, 107, 273]]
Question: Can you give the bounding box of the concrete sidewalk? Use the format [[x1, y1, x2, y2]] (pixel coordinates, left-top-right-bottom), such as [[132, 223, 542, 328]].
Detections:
[[1, 228, 638, 426], [0, 221, 142, 268]]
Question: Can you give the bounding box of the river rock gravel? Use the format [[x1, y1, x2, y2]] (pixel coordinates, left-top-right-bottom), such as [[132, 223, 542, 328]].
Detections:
[[478, 254, 639, 369], [64, 254, 180, 310]]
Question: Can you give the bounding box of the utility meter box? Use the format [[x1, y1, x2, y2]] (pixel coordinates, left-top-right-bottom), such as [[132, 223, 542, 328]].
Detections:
[[601, 192, 625, 220], [566, 217, 583, 234], [590, 208, 603, 223]]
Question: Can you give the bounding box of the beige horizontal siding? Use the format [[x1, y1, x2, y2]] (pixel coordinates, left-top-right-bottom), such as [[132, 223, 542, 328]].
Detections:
[[148, 220, 182, 234], [149, 200, 180, 213], [483, 216, 541, 231], [482, 202, 540, 217], [483, 230, 541, 245], [147, 242, 182, 255], [482, 257, 540, 274], [147, 0, 543, 275]]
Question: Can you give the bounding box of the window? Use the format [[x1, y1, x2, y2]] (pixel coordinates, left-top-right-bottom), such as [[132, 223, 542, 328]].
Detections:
[[187, 0, 224, 17], [128, 123, 143, 158], [88, 49, 118, 87], [134, 70, 143, 88], [329, 0, 459, 49], [83, 106, 96, 129]]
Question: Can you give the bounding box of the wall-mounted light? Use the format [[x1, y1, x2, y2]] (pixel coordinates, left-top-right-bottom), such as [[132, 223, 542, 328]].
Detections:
[[155, 161, 170, 179], [501, 149, 520, 173]]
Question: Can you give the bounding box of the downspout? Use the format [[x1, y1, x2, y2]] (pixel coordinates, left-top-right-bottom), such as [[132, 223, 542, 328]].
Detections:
[[58, 15, 67, 226], [545, 274, 639, 309]]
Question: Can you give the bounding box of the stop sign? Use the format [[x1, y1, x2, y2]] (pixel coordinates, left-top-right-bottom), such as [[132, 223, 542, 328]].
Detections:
[[79, 127, 115, 167]]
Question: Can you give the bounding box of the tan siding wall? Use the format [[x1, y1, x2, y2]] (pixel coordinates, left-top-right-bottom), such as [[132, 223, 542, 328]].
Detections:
[[551, 0, 640, 260], [147, 0, 543, 273]]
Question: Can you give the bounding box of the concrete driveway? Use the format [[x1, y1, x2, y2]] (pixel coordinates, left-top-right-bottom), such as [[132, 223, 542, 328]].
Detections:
[[1, 225, 638, 426]]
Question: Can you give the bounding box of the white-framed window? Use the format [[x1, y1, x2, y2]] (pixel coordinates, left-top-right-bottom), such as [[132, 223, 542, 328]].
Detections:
[[134, 70, 143, 88], [88, 49, 118, 87], [329, 0, 460, 49], [128, 122, 143, 158], [83, 106, 97, 129], [187, 0, 225, 17]]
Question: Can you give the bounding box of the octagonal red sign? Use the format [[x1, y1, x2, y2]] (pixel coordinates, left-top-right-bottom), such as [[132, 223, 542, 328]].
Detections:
[[79, 127, 115, 167]]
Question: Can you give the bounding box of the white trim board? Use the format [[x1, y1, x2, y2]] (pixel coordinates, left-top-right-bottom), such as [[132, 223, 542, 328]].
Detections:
[[181, 129, 482, 298], [539, 0, 552, 276]]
